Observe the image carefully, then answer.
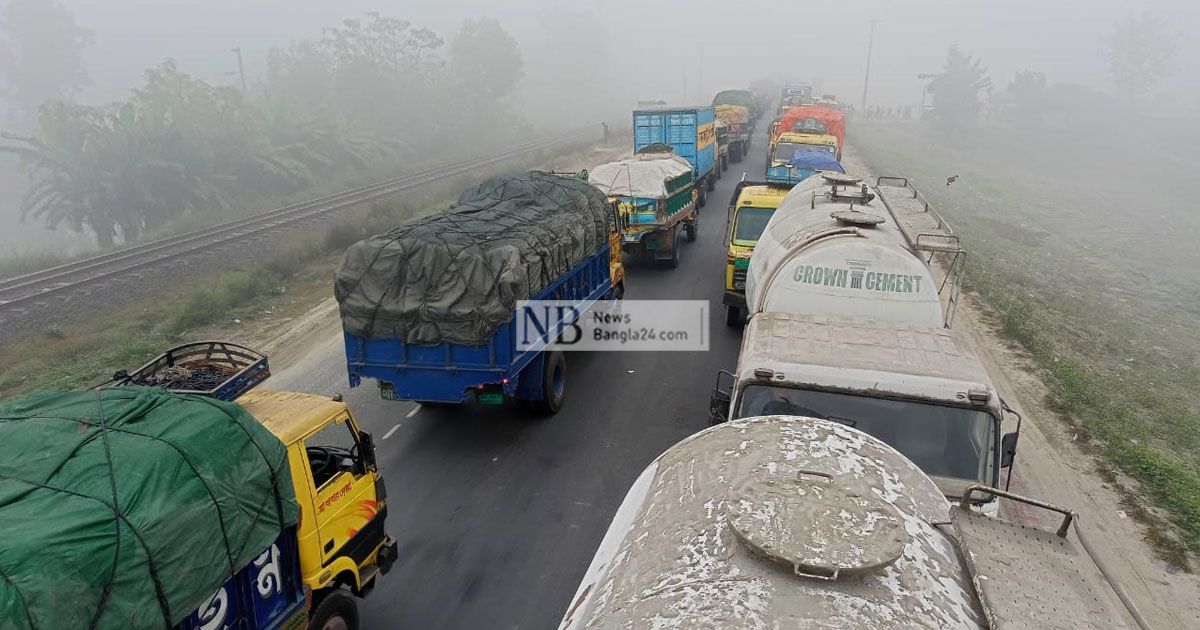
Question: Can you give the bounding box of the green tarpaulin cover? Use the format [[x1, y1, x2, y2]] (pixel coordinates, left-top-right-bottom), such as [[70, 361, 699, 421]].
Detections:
[[0, 387, 299, 630]]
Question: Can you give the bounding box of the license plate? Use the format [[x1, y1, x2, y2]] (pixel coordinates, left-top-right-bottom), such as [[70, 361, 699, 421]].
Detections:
[[478, 392, 504, 405], [379, 383, 401, 401]]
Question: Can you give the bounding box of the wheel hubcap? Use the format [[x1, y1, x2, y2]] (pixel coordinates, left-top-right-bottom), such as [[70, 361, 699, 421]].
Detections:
[[322, 615, 349, 630]]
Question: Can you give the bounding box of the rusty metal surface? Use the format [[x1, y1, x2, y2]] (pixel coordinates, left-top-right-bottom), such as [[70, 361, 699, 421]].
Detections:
[[949, 507, 1134, 630]]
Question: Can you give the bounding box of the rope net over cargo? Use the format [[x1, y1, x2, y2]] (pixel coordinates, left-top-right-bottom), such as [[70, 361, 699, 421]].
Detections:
[[335, 171, 611, 346], [0, 387, 299, 630]]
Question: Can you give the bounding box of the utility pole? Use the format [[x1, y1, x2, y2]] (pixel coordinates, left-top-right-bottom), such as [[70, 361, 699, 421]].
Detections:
[[860, 20, 878, 111], [231, 46, 247, 92]]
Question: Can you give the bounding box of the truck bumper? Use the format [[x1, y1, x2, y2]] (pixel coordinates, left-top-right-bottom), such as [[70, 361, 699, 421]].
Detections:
[[723, 291, 746, 309]]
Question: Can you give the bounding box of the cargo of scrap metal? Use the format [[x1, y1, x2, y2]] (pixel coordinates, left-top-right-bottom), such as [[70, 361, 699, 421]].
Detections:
[[0, 387, 303, 630], [335, 171, 616, 410]]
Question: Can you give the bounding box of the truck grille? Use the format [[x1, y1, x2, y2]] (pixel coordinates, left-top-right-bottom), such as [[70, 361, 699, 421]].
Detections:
[[732, 270, 747, 291]]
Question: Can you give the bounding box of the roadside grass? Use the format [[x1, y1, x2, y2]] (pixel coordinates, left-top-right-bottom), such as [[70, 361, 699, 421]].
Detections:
[[0, 137, 612, 399], [852, 122, 1200, 558]]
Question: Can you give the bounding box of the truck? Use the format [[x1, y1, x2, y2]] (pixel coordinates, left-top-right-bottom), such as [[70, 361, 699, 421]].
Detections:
[[765, 131, 843, 187], [0, 341, 396, 630], [590, 153, 697, 268], [708, 312, 1020, 508], [632, 106, 718, 206], [770, 105, 847, 159], [336, 172, 622, 414], [779, 81, 813, 109], [559, 415, 1142, 629], [722, 180, 789, 325], [717, 174, 1017, 503], [713, 101, 754, 163], [743, 173, 963, 328]]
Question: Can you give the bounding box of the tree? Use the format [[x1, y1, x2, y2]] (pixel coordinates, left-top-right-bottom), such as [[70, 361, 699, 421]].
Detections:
[[1004, 69, 1048, 126], [1103, 13, 1177, 105], [927, 45, 991, 134], [0, 0, 92, 127], [449, 18, 523, 99]]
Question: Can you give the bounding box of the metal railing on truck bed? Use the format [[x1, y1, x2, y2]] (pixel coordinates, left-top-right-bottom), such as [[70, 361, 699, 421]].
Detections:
[[108, 341, 270, 401], [875, 176, 966, 326]]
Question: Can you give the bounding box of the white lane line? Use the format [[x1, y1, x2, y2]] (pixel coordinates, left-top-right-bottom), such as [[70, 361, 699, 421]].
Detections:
[[382, 424, 402, 440], [405, 404, 422, 419]]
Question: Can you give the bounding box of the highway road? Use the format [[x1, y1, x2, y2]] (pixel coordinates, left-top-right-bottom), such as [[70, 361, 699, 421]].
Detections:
[[269, 128, 770, 629]]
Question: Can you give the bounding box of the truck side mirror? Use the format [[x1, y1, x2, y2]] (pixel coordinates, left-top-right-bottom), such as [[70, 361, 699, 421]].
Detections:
[[1001, 431, 1018, 468], [359, 431, 378, 471], [709, 390, 730, 425]]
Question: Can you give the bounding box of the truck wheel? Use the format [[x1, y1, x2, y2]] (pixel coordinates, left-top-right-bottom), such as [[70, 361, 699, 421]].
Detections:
[[732, 144, 743, 163], [535, 350, 566, 414], [724, 305, 742, 327], [613, 280, 625, 300], [684, 214, 698, 242], [310, 590, 359, 630], [706, 175, 715, 192], [698, 186, 707, 209]]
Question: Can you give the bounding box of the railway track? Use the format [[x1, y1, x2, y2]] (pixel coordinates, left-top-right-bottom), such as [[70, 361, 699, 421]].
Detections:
[[0, 126, 599, 315]]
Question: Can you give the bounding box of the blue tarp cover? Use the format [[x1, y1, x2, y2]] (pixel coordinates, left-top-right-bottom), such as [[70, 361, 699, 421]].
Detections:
[[785, 147, 844, 173]]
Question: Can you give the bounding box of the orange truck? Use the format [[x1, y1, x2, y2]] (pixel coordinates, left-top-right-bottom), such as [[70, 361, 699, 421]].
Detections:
[[770, 105, 847, 159]]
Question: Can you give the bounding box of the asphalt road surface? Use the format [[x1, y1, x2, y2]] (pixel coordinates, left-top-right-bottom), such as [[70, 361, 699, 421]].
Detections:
[[270, 126, 770, 629]]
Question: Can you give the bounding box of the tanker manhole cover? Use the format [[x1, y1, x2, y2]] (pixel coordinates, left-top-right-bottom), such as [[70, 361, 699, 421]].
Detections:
[[727, 470, 907, 580]]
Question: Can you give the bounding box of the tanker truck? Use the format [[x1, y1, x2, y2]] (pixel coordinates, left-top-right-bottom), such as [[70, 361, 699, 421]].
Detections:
[[714, 173, 1018, 506], [560, 415, 1144, 629]]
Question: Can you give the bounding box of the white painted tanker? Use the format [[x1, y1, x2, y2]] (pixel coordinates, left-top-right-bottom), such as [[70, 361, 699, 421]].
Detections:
[[744, 173, 956, 328], [560, 416, 1144, 630]]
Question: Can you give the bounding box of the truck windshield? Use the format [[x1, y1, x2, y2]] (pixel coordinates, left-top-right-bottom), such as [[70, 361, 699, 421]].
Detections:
[[732, 207, 775, 245], [772, 142, 834, 164], [736, 384, 995, 489]]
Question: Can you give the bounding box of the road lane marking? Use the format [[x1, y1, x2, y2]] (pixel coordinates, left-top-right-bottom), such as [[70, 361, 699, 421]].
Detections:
[[405, 404, 422, 418], [382, 423, 401, 440]]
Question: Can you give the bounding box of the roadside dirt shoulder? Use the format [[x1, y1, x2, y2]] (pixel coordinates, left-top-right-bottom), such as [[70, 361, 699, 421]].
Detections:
[[842, 143, 1200, 628]]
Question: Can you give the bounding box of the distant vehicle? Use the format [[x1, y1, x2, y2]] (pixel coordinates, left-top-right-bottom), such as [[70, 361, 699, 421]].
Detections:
[[590, 153, 698, 268], [337, 173, 623, 414], [560, 415, 1135, 629], [632, 105, 719, 204], [771, 105, 847, 159], [779, 81, 813, 108], [766, 131, 843, 187], [712, 91, 756, 162], [722, 180, 789, 325]]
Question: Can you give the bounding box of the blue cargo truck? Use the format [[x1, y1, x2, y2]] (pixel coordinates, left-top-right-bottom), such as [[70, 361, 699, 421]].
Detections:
[[633, 106, 718, 207], [336, 172, 618, 414], [178, 530, 306, 630]]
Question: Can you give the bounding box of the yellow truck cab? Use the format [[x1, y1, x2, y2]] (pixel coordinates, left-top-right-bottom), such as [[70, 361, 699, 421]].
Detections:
[[239, 390, 396, 605], [769, 132, 838, 165], [723, 181, 789, 325], [110, 342, 396, 630]]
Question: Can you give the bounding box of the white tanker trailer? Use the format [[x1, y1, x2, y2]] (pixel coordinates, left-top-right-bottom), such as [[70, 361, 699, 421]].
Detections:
[[560, 416, 1145, 630], [744, 173, 963, 328]]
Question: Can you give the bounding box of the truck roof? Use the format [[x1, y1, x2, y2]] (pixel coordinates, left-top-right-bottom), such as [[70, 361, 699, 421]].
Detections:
[[735, 183, 790, 208], [738, 312, 993, 404], [632, 104, 714, 113], [238, 389, 347, 444]]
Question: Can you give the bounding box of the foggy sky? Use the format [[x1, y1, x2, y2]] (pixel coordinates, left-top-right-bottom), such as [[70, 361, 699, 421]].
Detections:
[[61, 0, 1200, 110]]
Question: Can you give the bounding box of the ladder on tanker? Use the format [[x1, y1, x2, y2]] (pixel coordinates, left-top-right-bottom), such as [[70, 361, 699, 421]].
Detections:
[[874, 175, 966, 326]]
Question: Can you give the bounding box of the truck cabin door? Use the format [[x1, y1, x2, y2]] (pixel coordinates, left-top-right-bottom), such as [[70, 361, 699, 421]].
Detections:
[[302, 416, 382, 568]]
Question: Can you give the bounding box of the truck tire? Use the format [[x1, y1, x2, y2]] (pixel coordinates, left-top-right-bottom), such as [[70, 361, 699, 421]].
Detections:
[[698, 186, 707, 209], [309, 590, 359, 630], [724, 305, 742, 327], [613, 280, 625, 300], [535, 350, 566, 414], [684, 214, 698, 242], [706, 175, 715, 192], [732, 143, 743, 163]]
